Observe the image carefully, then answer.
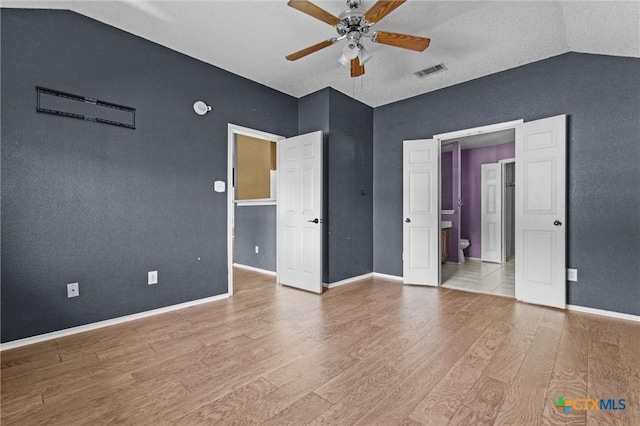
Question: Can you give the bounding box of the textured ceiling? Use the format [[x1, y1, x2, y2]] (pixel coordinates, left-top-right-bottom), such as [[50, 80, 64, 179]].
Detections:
[[3, 0, 639, 107]]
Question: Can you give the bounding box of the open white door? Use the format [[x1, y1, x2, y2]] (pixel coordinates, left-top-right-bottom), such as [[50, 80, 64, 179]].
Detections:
[[481, 163, 503, 263], [515, 115, 566, 308], [403, 139, 439, 286], [276, 131, 323, 293]]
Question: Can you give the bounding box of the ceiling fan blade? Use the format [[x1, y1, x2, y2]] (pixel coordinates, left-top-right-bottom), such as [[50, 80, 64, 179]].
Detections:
[[287, 0, 341, 26], [350, 57, 365, 77], [373, 31, 430, 51], [364, 0, 406, 24], [286, 39, 335, 61]]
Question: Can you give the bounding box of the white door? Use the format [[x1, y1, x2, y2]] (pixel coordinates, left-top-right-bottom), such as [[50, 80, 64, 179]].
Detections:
[[403, 139, 439, 285], [276, 131, 323, 293], [481, 163, 502, 263], [515, 115, 566, 308]]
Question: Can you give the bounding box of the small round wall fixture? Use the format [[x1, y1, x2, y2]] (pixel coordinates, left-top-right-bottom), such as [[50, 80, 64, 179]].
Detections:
[[193, 101, 212, 116]]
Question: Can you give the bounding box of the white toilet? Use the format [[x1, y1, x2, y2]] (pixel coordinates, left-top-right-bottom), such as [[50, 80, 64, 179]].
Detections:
[[459, 239, 470, 263]]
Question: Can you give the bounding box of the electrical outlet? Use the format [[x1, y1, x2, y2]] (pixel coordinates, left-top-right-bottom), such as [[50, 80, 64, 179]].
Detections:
[[148, 270, 158, 285], [255, 246, 259, 254], [67, 282, 79, 298], [567, 268, 578, 282]]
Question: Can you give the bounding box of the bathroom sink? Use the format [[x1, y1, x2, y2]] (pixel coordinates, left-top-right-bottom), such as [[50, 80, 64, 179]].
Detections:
[[441, 221, 452, 229]]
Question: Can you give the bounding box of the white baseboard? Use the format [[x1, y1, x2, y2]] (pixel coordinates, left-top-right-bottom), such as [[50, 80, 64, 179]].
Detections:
[[567, 304, 640, 322], [323, 273, 373, 289], [372, 272, 403, 282], [233, 263, 276, 276], [0, 293, 229, 351]]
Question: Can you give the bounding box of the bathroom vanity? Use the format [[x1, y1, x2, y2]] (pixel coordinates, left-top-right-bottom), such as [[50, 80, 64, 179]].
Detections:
[[441, 221, 452, 264]]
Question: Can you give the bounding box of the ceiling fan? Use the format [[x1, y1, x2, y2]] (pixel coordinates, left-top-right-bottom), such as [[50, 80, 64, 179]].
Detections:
[[286, 0, 430, 78]]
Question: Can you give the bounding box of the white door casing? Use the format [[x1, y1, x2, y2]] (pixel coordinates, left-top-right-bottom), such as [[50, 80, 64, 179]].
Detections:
[[276, 131, 323, 293], [515, 115, 566, 308], [481, 163, 503, 263], [227, 124, 284, 296], [403, 139, 439, 286]]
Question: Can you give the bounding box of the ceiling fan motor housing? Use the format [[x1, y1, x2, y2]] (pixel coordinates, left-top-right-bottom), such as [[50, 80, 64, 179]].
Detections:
[[337, 6, 370, 38]]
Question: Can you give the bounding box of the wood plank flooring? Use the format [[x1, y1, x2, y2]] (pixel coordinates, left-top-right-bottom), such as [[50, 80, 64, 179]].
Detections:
[[1, 268, 638, 425]]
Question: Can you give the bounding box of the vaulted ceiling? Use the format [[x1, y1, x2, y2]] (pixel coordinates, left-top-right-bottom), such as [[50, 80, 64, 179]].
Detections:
[[4, 1, 639, 107]]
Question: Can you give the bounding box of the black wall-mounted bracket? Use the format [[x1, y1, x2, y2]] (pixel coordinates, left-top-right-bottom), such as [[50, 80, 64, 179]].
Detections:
[[36, 87, 136, 129]]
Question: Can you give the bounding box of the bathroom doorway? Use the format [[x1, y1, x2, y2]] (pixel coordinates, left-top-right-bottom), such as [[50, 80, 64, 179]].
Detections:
[[405, 115, 566, 308], [437, 121, 519, 298]]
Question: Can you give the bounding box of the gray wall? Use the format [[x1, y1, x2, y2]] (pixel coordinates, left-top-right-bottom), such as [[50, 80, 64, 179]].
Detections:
[[327, 90, 374, 282], [2, 10, 637, 345], [234, 205, 276, 272], [298, 88, 374, 283], [373, 52, 640, 316], [1, 9, 298, 342]]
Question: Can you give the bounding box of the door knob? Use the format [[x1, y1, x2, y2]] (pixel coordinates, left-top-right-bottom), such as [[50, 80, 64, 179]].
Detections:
[[308, 218, 319, 224], [405, 218, 411, 223], [554, 220, 562, 227]]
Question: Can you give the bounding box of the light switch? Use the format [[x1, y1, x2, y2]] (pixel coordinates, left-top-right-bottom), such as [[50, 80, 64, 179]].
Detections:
[[567, 268, 578, 282], [214, 181, 225, 192], [148, 271, 158, 285]]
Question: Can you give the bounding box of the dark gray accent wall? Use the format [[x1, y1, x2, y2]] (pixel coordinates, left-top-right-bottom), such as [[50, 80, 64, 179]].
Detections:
[[298, 88, 373, 283], [327, 90, 373, 283], [234, 205, 276, 272], [373, 52, 640, 316], [1, 9, 298, 342]]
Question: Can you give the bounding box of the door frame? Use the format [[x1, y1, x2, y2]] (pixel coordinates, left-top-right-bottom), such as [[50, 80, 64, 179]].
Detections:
[[499, 158, 516, 263], [227, 123, 284, 296], [433, 119, 523, 286]]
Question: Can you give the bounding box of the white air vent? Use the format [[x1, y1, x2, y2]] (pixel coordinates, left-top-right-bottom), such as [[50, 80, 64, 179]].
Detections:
[[415, 63, 447, 78]]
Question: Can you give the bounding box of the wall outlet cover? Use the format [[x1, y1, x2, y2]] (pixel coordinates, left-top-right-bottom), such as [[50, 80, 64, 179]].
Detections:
[[567, 268, 578, 282], [67, 282, 79, 298]]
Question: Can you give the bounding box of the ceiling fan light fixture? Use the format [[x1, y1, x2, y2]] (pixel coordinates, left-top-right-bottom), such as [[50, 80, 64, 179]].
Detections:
[[358, 45, 372, 64], [339, 41, 360, 66]]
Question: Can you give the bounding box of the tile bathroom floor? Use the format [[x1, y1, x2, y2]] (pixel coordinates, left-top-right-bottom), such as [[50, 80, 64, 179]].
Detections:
[[441, 258, 515, 297]]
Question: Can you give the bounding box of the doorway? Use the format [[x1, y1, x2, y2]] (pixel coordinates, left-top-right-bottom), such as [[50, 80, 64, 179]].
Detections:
[[438, 126, 517, 297], [403, 115, 567, 309], [227, 124, 284, 296], [227, 125, 325, 296]]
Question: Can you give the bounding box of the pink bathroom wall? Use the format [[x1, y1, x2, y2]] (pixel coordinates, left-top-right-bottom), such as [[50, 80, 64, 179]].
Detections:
[[460, 142, 515, 259]]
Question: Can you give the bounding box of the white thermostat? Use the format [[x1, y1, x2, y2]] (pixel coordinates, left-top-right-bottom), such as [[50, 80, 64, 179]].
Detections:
[[214, 180, 226, 192]]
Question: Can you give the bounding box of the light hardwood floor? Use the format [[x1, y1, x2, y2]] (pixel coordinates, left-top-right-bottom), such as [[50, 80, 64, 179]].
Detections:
[[442, 259, 515, 297], [1, 268, 638, 425]]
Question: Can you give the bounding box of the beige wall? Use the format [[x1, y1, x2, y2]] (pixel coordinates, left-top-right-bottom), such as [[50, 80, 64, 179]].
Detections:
[[237, 134, 276, 200]]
